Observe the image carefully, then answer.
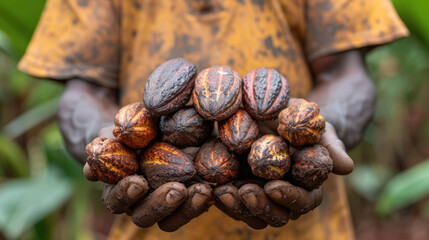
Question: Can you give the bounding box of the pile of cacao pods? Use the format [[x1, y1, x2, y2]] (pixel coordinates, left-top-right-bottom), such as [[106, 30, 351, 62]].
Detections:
[[86, 58, 333, 193]]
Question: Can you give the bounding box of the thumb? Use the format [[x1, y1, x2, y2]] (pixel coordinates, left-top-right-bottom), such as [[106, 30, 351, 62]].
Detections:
[[319, 122, 354, 175]]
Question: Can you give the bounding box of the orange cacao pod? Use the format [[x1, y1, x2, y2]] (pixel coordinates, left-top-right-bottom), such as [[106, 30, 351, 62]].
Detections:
[[218, 109, 259, 154], [243, 67, 290, 121], [85, 137, 139, 184], [140, 142, 196, 189], [160, 107, 213, 148], [277, 99, 325, 147], [192, 66, 242, 121], [143, 58, 196, 116], [290, 145, 333, 190], [113, 102, 157, 149], [195, 139, 239, 184], [248, 135, 291, 180]]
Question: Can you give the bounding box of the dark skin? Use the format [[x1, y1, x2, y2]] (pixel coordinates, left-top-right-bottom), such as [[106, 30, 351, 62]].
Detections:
[[58, 49, 375, 230]]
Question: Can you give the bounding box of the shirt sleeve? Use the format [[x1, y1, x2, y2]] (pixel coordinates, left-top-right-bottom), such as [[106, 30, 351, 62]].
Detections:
[[305, 0, 409, 61], [18, 0, 120, 88]]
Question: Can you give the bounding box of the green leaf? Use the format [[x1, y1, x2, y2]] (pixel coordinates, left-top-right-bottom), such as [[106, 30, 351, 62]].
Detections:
[[376, 159, 429, 216], [0, 134, 28, 177], [1, 96, 60, 139], [349, 164, 393, 202], [0, 166, 72, 239], [0, 0, 46, 56]]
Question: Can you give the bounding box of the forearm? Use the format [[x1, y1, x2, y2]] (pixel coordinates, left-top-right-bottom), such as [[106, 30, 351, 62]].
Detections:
[[57, 79, 119, 165], [307, 51, 376, 149]]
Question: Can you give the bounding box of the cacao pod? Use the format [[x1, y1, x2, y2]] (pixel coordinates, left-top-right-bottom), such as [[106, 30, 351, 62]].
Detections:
[[113, 102, 157, 149], [143, 58, 197, 116], [218, 109, 259, 154], [248, 135, 291, 180], [160, 107, 213, 148], [290, 145, 333, 190], [277, 99, 325, 147], [243, 67, 290, 121], [192, 65, 242, 121], [194, 139, 239, 184], [140, 142, 196, 189], [85, 137, 139, 184]]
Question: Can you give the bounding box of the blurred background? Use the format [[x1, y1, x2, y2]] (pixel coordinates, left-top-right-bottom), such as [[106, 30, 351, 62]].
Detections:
[[0, 0, 428, 239]]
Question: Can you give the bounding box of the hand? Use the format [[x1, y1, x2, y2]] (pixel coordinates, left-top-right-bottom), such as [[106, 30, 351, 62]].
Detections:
[[83, 126, 213, 232], [214, 99, 354, 228]]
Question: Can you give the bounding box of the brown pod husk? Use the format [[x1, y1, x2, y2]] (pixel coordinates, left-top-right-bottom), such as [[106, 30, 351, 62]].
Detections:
[[194, 139, 239, 184], [290, 145, 333, 190], [113, 102, 157, 149], [160, 107, 213, 148], [85, 137, 139, 184], [140, 142, 196, 189], [243, 67, 290, 121], [192, 66, 242, 121], [248, 135, 291, 180], [277, 99, 325, 148], [143, 58, 197, 116], [219, 109, 259, 154]]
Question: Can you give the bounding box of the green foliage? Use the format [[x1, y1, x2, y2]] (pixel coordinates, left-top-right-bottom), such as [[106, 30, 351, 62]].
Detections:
[[376, 159, 429, 216], [0, 166, 72, 239], [349, 164, 393, 202], [0, 0, 46, 57], [0, 134, 28, 177], [393, 0, 429, 50]]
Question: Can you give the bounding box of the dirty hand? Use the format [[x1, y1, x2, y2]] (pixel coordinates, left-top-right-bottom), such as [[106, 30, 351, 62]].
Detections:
[[214, 98, 354, 229], [83, 126, 212, 232]]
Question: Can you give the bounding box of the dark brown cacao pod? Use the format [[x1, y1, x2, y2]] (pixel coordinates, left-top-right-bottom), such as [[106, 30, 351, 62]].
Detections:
[[248, 135, 291, 180], [143, 58, 197, 116], [160, 107, 213, 148], [290, 145, 333, 190], [218, 109, 259, 154], [85, 137, 139, 184], [243, 67, 290, 121], [277, 99, 325, 147], [140, 142, 196, 189], [113, 102, 157, 149], [194, 139, 239, 184], [192, 66, 242, 121]]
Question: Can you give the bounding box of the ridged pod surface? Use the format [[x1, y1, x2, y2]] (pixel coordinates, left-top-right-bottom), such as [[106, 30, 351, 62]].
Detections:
[[218, 109, 259, 154], [194, 139, 239, 184], [113, 102, 157, 149], [243, 67, 290, 121], [85, 137, 139, 184], [248, 135, 291, 180], [192, 66, 242, 121], [277, 99, 325, 147], [140, 142, 196, 189], [143, 58, 197, 116], [160, 107, 213, 148], [290, 145, 333, 190]]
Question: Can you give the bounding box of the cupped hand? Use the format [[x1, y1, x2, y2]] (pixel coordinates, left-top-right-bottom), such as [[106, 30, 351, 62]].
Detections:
[[214, 98, 354, 229], [83, 125, 213, 232]]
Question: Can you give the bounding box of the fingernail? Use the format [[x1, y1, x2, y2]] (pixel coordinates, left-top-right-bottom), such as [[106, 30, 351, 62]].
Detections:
[[242, 193, 258, 208], [127, 184, 143, 198], [268, 191, 283, 200], [166, 190, 184, 205], [191, 193, 208, 209], [218, 193, 235, 208]]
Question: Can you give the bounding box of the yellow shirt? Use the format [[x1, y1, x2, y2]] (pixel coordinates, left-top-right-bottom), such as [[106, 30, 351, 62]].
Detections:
[[19, 0, 408, 239]]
